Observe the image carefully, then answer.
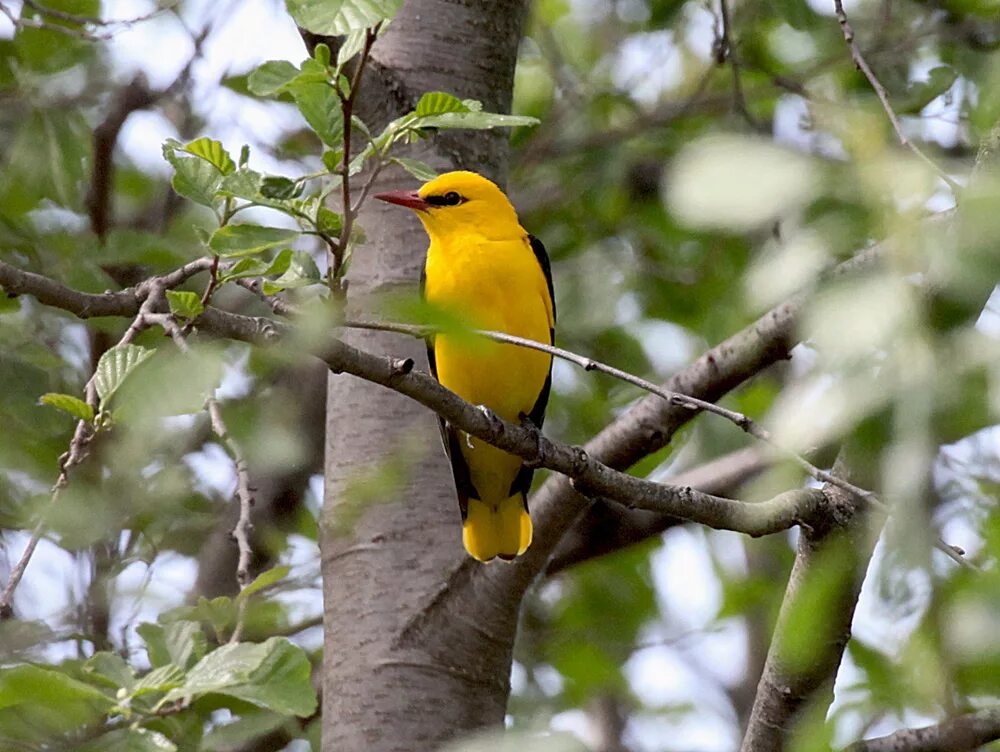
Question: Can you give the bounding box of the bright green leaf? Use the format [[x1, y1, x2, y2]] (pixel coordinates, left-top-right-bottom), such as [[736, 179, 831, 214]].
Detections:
[[137, 620, 206, 671], [415, 110, 539, 130], [39, 392, 94, 422], [160, 637, 318, 717], [0, 664, 113, 742], [317, 207, 343, 234], [85, 652, 135, 690], [181, 137, 236, 175], [289, 81, 344, 147], [238, 565, 291, 602], [209, 224, 299, 258], [170, 157, 223, 208], [262, 251, 322, 294], [247, 60, 300, 96], [391, 157, 438, 182], [166, 290, 204, 320], [415, 91, 470, 117], [286, 0, 401, 35], [95, 344, 155, 406], [260, 176, 303, 200], [337, 29, 367, 66]]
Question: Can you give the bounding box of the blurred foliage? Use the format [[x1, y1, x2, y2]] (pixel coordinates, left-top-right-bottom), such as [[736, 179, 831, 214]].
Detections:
[[1, 0, 1000, 749]]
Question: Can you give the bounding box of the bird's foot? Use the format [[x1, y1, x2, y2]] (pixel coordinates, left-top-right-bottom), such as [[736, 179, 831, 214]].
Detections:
[[468, 405, 503, 449], [518, 411, 545, 468]]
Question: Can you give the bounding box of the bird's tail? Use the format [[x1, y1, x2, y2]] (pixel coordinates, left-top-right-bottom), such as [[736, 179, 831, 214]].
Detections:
[[462, 495, 533, 562]]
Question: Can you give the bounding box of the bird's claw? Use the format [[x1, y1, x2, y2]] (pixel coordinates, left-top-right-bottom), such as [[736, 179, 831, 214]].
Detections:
[[518, 411, 545, 468], [467, 405, 502, 449]]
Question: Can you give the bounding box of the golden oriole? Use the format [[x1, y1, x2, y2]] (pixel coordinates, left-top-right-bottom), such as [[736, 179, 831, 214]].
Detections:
[[375, 171, 555, 562]]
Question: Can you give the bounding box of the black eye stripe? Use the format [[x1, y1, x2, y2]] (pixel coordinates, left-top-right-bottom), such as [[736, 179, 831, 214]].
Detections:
[[425, 191, 465, 206]]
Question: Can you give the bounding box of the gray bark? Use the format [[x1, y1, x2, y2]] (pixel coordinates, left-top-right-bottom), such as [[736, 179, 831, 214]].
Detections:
[[320, 3, 528, 750]]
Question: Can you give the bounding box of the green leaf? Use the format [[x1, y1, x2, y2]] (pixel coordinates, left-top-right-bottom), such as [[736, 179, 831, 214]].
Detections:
[[390, 157, 438, 182], [78, 727, 178, 752], [181, 137, 236, 175], [247, 60, 300, 96], [337, 29, 368, 66], [289, 81, 344, 147], [170, 157, 223, 208], [0, 664, 114, 742], [238, 565, 291, 602], [260, 176, 303, 200], [131, 664, 185, 697], [39, 392, 94, 422], [317, 207, 343, 234], [286, 0, 402, 35], [86, 652, 135, 690], [209, 224, 299, 258], [415, 91, 470, 117], [262, 251, 322, 294], [161, 637, 318, 717], [137, 620, 206, 671], [95, 344, 155, 406], [313, 42, 331, 67], [166, 290, 204, 321], [415, 110, 539, 130]]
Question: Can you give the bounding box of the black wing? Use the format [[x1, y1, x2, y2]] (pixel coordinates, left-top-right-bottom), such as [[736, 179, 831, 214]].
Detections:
[[508, 234, 556, 500], [422, 265, 480, 518]]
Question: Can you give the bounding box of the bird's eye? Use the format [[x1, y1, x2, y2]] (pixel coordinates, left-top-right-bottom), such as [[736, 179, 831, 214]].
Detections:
[[425, 191, 465, 207]]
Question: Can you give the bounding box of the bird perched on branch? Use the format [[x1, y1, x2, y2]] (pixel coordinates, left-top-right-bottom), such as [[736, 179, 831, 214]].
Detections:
[[376, 171, 555, 562]]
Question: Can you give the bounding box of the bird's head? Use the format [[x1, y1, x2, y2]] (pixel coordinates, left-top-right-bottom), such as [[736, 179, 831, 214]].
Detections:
[[375, 170, 523, 241]]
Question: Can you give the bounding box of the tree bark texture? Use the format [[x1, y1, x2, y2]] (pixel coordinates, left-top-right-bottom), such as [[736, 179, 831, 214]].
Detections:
[[321, 3, 528, 750]]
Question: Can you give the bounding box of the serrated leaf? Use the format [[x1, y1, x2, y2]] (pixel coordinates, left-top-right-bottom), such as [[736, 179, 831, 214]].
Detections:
[[170, 157, 223, 207], [138, 620, 206, 671], [286, 0, 402, 35], [95, 344, 155, 406], [39, 392, 94, 422], [415, 91, 470, 117], [238, 565, 291, 602], [248, 60, 300, 97], [85, 652, 135, 690], [391, 157, 438, 182], [289, 81, 343, 147], [260, 176, 303, 200], [166, 290, 204, 320], [209, 225, 299, 258], [262, 251, 321, 294], [160, 637, 317, 717], [415, 110, 539, 130], [181, 137, 236, 175]]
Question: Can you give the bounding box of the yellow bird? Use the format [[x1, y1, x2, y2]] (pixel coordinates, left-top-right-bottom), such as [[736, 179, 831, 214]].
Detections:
[[375, 171, 555, 562]]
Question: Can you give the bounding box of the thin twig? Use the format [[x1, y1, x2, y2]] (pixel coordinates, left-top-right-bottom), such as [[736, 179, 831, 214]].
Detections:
[[0, 292, 165, 618], [832, 0, 961, 192], [234, 278, 298, 317], [331, 25, 379, 289], [717, 0, 762, 132], [145, 311, 255, 643]]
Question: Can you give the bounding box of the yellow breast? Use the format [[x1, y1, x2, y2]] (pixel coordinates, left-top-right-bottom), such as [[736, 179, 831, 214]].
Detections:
[[424, 232, 552, 422]]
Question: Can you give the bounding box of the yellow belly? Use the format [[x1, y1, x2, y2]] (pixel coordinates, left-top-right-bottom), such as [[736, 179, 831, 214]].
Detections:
[[424, 234, 552, 502]]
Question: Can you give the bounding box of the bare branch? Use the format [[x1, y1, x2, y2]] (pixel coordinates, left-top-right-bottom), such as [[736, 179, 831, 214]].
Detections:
[[832, 0, 960, 192], [848, 708, 1000, 752]]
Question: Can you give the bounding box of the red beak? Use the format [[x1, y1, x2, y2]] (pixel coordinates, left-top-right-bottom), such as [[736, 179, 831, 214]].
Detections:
[[374, 189, 431, 211]]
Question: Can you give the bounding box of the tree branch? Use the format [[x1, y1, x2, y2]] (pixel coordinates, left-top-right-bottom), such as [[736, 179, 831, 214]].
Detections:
[[0, 259, 828, 539], [848, 708, 1000, 752]]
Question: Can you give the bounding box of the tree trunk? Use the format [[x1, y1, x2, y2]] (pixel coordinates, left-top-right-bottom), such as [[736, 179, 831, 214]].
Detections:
[[321, 2, 528, 750]]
